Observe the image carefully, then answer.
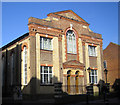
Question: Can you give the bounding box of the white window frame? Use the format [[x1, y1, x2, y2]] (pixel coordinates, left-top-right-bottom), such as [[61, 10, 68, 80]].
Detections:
[[66, 30, 76, 54], [40, 37, 52, 50], [40, 66, 53, 85], [89, 70, 97, 84], [23, 46, 27, 85], [88, 45, 96, 56]]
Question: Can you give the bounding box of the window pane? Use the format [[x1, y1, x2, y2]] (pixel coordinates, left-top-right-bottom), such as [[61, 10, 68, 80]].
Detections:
[[44, 74, 48, 84], [92, 76, 94, 83], [41, 67, 43, 73], [44, 38, 47, 49], [95, 70, 97, 75], [49, 67, 52, 73], [44, 66, 48, 73], [91, 70, 94, 75], [95, 76, 97, 83], [41, 74, 44, 83], [89, 75, 91, 83], [48, 39, 51, 50], [89, 46, 91, 56], [49, 74, 52, 83], [40, 37, 42, 49]]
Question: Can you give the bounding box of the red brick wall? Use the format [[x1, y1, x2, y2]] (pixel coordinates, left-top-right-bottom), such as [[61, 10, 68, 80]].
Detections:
[[103, 42, 120, 85]]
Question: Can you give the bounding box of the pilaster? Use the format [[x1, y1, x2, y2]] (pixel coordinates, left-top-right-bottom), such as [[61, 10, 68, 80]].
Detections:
[[35, 33, 41, 93], [78, 38, 83, 63], [85, 43, 89, 84], [97, 45, 102, 82], [53, 37, 60, 82], [62, 35, 66, 63]]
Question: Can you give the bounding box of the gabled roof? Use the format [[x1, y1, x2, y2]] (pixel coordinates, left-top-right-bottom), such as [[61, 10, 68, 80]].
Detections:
[[47, 10, 89, 25], [2, 33, 29, 50], [104, 42, 120, 51]]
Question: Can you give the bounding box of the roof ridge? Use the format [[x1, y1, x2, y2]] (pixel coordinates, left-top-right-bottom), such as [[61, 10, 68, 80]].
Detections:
[[2, 33, 29, 50], [110, 42, 120, 46], [50, 10, 72, 14], [47, 10, 89, 24]]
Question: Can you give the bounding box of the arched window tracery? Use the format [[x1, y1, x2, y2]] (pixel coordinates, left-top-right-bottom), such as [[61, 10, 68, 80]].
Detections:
[[66, 30, 76, 54]]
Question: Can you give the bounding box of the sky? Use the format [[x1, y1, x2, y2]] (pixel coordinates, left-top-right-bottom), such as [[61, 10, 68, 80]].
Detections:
[[2, 2, 118, 49]]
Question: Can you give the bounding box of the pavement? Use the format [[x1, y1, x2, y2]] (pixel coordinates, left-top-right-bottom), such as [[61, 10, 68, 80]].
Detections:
[[65, 97, 120, 105], [2, 96, 120, 105]]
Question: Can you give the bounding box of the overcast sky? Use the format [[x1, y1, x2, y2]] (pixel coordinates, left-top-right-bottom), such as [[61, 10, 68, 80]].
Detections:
[[2, 2, 118, 49]]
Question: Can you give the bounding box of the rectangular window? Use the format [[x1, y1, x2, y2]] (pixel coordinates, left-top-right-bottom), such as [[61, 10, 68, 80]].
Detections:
[[88, 45, 96, 56], [40, 66, 53, 85], [89, 70, 97, 84], [40, 37, 52, 50]]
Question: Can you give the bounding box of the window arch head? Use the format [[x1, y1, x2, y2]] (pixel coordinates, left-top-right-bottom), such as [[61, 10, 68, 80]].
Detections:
[[21, 42, 28, 51], [66, 30, 76, 54], [75, 71, 79, 76], [67, 70, 71, 75], [66, 30, 75, 38]]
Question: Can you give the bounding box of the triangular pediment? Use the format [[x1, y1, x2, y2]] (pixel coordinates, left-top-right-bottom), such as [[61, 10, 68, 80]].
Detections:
[[47, 10, 88, 24], [63, 60, 84, 69]]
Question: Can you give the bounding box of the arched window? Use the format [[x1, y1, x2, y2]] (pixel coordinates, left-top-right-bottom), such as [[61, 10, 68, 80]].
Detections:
[[75, 71, 79, 76], [23, 46, 27, 85], [67, 70, 71, 75], [66, 30, 76, 54]]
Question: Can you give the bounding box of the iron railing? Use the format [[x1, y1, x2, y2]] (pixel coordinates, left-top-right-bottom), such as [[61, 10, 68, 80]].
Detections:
[[62, 85, 87, 95]]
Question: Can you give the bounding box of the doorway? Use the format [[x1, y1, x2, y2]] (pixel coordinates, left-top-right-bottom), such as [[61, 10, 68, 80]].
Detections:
[[67, 70, 71, 93], [75, 71, 79, 93]]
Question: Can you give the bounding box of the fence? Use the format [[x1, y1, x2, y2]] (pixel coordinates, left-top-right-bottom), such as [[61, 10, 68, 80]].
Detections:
[[62, 85, 87, 95]]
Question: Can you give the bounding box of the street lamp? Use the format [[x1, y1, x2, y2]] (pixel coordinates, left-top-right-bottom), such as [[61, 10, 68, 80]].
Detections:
[[87, 67, 91, 72], [87, 67, 91, 83], [104, 69, 109, 103], [86, 67, 92, 104], [104, 69, 108, 84]]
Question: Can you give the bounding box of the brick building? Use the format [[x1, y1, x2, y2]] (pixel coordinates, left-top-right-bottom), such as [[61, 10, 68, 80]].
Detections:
[[1, 10, 104, 100], [103, 42, 120, 86]]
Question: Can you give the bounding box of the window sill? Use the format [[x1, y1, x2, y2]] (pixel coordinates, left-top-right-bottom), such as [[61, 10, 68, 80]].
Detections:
[[67, 53, 77, 55], [40, 49, 53, 52], [89, 56, 97, 58], [40, 84, 54, 86], [89, 83, 98, 86]]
